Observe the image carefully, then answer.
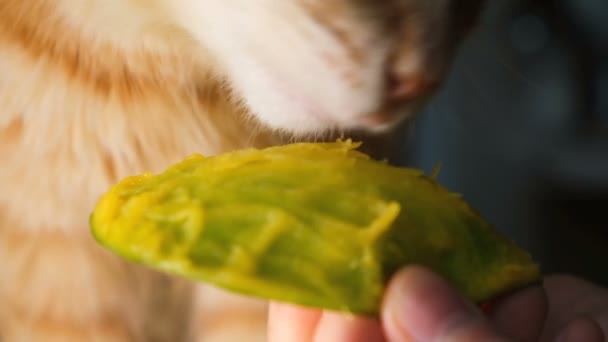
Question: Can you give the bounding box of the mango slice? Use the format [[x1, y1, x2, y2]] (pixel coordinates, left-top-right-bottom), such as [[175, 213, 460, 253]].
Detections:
[[90, 141, 540, 315]]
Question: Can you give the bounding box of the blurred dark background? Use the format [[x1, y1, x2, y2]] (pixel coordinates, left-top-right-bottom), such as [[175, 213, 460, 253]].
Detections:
[[399, 0, 608, 285]]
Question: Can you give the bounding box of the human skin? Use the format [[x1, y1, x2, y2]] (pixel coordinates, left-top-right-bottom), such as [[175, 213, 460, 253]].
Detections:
[[268, 266, 607, 342]]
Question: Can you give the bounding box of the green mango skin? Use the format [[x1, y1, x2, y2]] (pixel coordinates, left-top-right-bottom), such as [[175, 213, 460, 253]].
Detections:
[[90, 141, 540, 316]]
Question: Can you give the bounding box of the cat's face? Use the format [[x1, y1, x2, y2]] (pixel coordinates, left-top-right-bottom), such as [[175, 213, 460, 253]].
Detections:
[[175, 0, 485, 135]]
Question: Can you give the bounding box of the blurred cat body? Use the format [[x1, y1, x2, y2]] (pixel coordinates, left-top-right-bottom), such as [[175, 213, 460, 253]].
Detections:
[[0, 0, 483, 341]]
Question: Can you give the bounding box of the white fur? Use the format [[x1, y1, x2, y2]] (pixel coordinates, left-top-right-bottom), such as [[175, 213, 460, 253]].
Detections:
[[171, 0, 394, 135]]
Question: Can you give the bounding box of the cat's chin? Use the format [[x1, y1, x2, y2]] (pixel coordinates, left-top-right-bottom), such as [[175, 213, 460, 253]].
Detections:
[[237, 63, 431, 136], [252, 106, 410, 137], [231, 52, 424, 136], [247, 91, 427, 137]]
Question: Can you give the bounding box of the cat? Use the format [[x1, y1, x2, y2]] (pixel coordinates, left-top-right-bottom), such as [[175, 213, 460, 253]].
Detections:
[[0, 0, 485, 341]]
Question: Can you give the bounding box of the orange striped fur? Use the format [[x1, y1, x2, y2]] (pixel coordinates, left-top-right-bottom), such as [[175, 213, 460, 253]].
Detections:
[[0, 0, 484, 340]]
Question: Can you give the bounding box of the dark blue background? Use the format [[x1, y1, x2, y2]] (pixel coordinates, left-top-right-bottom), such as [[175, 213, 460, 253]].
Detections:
[[401, 0, 608, 285]]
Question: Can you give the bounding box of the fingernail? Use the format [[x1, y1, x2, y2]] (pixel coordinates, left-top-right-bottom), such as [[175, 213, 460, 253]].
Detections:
[[382, 266, 483, 342]]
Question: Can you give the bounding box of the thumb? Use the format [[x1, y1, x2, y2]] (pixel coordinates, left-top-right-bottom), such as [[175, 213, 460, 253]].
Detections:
[[381, 266, 513, 342]]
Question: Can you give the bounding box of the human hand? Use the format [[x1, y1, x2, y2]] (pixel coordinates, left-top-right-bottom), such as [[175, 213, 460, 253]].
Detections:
[[268, 265, 607, 342]]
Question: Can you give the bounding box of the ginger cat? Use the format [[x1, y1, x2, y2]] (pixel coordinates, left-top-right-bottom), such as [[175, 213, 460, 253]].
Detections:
[[0, 0, 485, 341]]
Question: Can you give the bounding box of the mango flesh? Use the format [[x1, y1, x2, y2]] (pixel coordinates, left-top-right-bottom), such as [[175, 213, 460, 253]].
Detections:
[[90, 140, 540, 315]]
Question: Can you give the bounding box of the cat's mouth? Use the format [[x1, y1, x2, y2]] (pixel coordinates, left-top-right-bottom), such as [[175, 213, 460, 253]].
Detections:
[[351, 94, 432, 132], [351, 111, 407, 133], [359, 110, 401, 126]]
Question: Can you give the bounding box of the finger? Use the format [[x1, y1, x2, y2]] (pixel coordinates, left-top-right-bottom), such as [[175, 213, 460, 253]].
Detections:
[[381, 265, 513, 342], [487, 285, 548, 342], [313, 311, 385, 342], [556, 316, 605, 342], [597, 312, 608, 339], [267, 303, 322, 342], [542, 274, 608, 339]]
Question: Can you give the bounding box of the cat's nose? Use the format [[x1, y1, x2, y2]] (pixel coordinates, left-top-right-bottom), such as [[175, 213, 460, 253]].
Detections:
[[385, 71, 439, 103]]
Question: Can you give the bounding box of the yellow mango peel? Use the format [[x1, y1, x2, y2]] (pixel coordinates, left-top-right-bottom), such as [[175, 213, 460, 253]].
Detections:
[[90, 140, 540, 315]]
